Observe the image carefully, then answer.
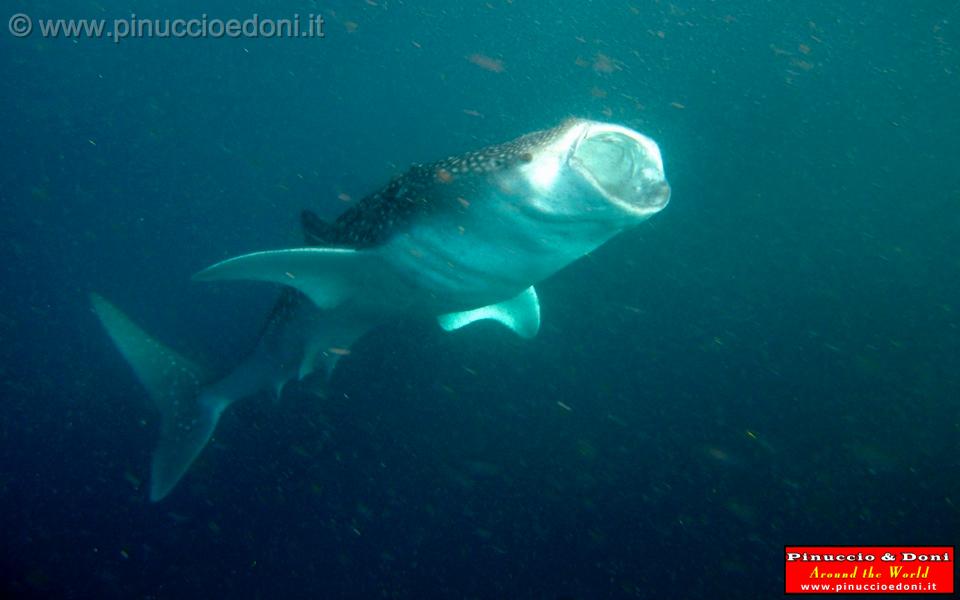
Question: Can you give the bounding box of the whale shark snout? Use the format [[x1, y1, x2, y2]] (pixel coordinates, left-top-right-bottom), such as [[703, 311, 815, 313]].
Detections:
[[569, 122, 670, 217], [515, 119, 670, 223]]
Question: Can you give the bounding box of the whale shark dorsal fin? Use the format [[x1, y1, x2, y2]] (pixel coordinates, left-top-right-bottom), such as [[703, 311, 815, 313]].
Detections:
[[193, 247, 376, 309], [437, 286, 541, 339], [301, 209, 338, 246]]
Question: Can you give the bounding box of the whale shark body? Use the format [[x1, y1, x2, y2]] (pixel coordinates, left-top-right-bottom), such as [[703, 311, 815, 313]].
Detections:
[[92, 119, 670, 500]]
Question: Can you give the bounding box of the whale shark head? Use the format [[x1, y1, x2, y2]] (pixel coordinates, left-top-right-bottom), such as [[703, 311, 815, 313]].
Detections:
[[567, 121, 671, 216], [516, 119, 670, 222]]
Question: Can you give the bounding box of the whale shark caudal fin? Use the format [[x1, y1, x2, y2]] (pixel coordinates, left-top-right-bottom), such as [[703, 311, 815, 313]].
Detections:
[[437, 286, 541, 339], [90, 293, 230, 501]]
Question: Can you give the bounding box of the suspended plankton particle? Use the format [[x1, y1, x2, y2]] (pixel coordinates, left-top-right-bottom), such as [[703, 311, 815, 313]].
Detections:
[[467, 53, 505, 73], [592, 53, 616, 73]]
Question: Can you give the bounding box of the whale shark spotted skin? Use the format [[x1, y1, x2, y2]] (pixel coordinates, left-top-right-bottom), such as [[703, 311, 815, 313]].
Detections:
[[92, 119, 671, 500]]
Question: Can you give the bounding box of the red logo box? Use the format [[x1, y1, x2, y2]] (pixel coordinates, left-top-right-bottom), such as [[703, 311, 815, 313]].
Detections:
[[785, 546, 954, 594]]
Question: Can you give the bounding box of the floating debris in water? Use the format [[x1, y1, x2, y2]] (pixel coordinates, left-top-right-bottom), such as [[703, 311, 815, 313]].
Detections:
[[467, 53, 505, 73], [592, 53, 617, 73]]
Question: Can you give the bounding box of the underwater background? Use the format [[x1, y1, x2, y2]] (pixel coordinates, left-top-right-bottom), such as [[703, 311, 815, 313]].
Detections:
[[1, 0, 958, 597]]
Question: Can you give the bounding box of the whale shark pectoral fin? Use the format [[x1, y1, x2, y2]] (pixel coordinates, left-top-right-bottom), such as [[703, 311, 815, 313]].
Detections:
[[437, 286, 541, 339], [193, 248, 376, 310]]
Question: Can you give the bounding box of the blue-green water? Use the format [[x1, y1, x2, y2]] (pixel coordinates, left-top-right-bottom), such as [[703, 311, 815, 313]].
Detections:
[[1, 1, 957, 598]]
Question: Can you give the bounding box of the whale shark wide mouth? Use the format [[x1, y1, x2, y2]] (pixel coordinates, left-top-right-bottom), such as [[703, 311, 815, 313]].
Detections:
[[569, 125, 670, 216]]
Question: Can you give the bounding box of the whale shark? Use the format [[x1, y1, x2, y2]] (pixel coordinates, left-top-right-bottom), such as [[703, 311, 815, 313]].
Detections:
[[92, 118, 670, 500]]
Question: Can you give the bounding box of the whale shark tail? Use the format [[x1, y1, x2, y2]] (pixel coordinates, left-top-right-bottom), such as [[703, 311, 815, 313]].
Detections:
[[90, 293, 230, 501]]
